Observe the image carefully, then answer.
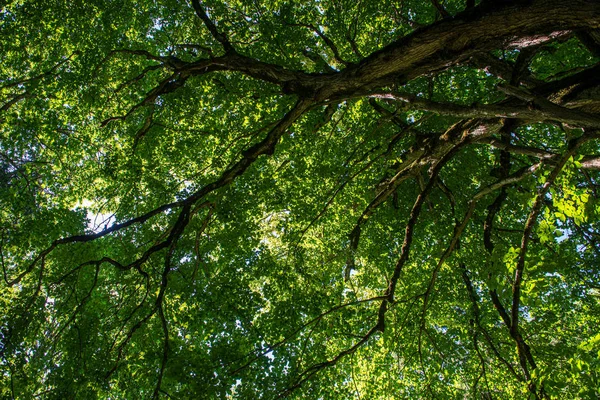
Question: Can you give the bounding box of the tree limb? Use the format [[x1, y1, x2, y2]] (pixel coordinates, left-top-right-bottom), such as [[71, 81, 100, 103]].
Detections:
[[371, 91, 600, 129], [191, 0, 234, 53]]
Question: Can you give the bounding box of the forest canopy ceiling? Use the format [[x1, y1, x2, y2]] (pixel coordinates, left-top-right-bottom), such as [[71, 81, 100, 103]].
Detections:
[[1, 0, 600, 398]]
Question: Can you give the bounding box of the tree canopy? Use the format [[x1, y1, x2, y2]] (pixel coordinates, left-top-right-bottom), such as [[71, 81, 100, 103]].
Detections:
[[1, 0, 600, 398]]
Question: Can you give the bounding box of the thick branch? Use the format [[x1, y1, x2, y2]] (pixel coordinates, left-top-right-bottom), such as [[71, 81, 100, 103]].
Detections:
[[139, 1, 600, 102], [314, 0, 600, 99], [372, 91, 600, 129], [191, 0, 234, 52]]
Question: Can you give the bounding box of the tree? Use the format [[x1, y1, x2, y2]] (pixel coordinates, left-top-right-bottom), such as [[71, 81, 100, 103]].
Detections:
[[1, 0, 600, 398]]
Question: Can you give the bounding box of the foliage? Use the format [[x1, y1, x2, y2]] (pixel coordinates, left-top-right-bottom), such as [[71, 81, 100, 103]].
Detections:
[[1, 0, 600, 398]]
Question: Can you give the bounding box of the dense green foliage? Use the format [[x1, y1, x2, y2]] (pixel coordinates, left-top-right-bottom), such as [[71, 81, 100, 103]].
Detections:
[[1, 0, 600, 398]]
